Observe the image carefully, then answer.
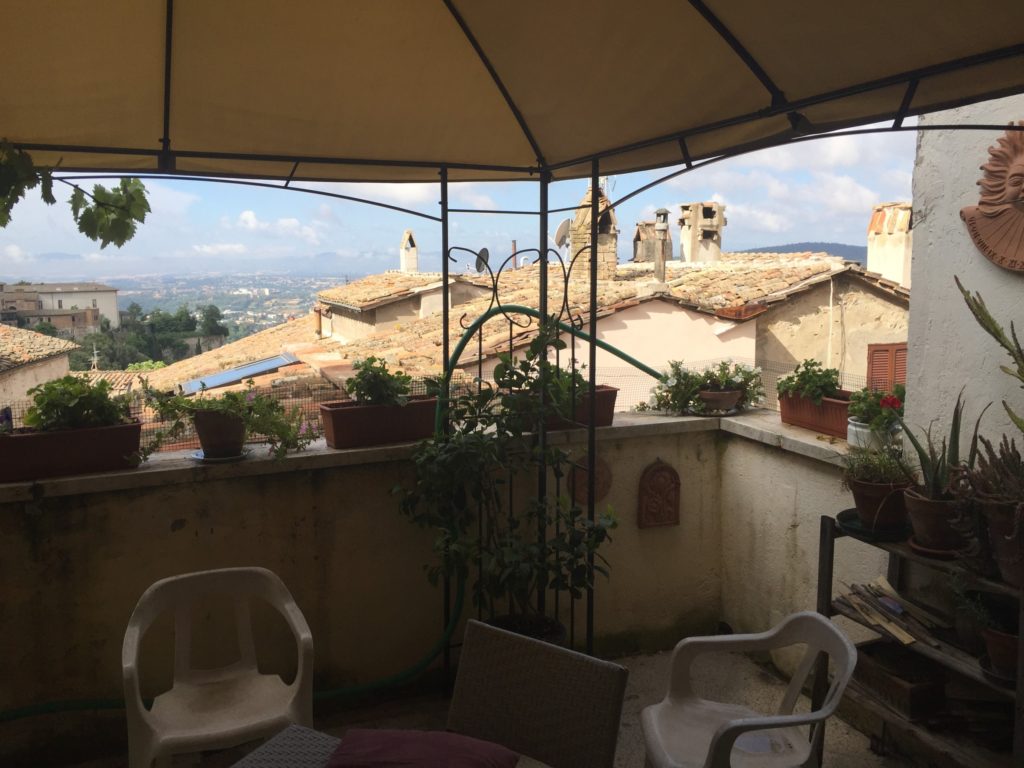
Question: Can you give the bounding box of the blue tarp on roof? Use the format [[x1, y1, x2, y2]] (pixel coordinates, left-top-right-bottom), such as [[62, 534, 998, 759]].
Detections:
[[181, 352, 299, 395]]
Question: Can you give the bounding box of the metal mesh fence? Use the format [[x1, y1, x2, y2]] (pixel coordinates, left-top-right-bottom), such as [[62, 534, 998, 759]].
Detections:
[[2, 358, 866, 447]]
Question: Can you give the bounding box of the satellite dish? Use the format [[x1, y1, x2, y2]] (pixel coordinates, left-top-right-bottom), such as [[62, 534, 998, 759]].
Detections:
[[475, 247, 490, 273], [554, 218, 571, 248]]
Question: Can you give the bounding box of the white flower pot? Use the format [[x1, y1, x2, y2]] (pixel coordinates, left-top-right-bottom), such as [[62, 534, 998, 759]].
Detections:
[[847, 418, 901, 450]]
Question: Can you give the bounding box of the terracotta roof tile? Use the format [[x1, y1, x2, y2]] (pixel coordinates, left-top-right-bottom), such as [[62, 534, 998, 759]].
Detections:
[[143, 315, 324, 390], [83, 370, 141, 394], [318, 271, 449, 310], [0, 325, 78, 373]]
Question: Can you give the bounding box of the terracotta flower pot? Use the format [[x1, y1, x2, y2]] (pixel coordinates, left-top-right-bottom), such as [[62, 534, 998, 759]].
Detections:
[[847, 478, 910, 532], [319, 396, 437, 449], [0, 421, 142, 483], [697, 389, 742, 412], [982, 626, 1019, 678], [903, 489, 962, 552], [192, 410, 246, 458], [982, 500, 1024, 587], [546, 385, 619, 430], [778, 391, 851, 439]]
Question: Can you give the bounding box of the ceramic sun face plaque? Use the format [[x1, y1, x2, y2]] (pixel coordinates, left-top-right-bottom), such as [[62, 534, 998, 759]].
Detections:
[[960, 121, 1024, 271]]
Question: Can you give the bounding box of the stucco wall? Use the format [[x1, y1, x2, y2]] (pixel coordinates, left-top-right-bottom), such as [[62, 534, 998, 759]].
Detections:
[[464, 300, 756, 410], [0, 355, 69, 406], [0, 421, 723, 761], [908, 95, 1024, 437], [718, 431, 887, 634], [757, 276, 907, 380]]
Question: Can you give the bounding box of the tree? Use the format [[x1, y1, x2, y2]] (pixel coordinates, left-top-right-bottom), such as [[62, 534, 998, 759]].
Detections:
[[1, 142, 150, 248], [32, 321, 58, 337], [199, 304, 229, 337]]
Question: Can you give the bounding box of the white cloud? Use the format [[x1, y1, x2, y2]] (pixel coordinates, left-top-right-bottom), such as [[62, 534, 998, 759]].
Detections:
[[3, 244, 33, 263], [193, 243, 248, 255], [235, 210, 320, 246], [142, 181, 200, 218], [798, 172, 878, 217]]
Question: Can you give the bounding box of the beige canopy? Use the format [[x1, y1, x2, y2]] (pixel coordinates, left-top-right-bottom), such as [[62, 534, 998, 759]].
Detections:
[[5, 0, 1024, 183]]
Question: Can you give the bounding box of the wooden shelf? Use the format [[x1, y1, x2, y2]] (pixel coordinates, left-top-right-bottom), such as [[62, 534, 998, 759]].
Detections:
[[817, 513, 1022, 763], [842, 681, 1013, 768], [832, 600, 1015, 700]]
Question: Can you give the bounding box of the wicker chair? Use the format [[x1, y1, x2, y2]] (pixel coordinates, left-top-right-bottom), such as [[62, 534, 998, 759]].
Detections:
[[447, 619, 629, 768]]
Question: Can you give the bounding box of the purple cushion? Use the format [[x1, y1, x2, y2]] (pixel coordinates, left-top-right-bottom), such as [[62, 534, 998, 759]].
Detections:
[[327, 729, 520, 768]]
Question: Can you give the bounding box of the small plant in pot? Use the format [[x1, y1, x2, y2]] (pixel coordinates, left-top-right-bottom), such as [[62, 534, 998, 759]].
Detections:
[[956, 434, 1024, 587], [495, 321, 618, 430], [319, 356, 438, 449], [639, 360, 763, 415], [144, 380, 315, 460], [847, 384, 905, 450], [0, 375, 142, 482], [841, 443, 912, 534], [899, 392, 988, 556], [953, 586, 1019, 682], [694, 360, 764, 414], [776, 359, 850, 438]]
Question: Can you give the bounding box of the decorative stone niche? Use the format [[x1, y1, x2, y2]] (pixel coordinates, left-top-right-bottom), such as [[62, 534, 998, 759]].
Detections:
[[637, 459, 680, 528]]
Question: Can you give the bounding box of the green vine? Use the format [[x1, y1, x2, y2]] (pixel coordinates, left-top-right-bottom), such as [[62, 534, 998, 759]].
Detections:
[[0, 141, 150, 248]]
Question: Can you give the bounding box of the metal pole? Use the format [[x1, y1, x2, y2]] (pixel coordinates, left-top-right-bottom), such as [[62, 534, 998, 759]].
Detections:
[[537, 171, 550, 617], [587, 159, 599, 654], [440, 166, 451, 686]]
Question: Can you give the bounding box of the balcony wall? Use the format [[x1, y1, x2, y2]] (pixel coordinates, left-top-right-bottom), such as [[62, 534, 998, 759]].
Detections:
[[0, 412, 883, 763]]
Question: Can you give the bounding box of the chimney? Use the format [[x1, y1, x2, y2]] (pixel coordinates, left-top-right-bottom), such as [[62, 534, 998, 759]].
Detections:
[[679, 202, 726, 263], [653, 209, 670, 282], [400, 229, 418, 272], [866, 202, 912, 288], [569, 185, 619, 282]]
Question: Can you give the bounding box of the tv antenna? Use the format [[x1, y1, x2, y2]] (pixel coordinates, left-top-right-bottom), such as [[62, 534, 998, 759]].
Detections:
[[553, 218, 571, 249]]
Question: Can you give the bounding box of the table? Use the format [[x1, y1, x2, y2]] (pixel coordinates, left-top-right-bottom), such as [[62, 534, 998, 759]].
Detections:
[[230, 724, 553, 767]]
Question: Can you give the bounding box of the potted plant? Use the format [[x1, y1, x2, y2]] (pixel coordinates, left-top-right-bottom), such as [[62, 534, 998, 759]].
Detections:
[[841, 443, 913, 533], [145, 380, 315, 459], [494, 324, 618, 431], [776, 359, 851, 438], [397, 376, 616, 642], [695, 360, 764, 413], [899, 392, 987, 555], [638, 360, 763, 416], [956, 278, 1024, 586], [0, 375, 142, 482], [847, 384, 905, 449], [953, 586, 1019, 681], [319, 356, 438, 449], [956, 434, 1024, 586], [637, 362, 703, 414]]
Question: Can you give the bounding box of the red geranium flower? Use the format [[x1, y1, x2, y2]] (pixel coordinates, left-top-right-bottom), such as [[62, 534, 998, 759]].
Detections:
[[880, 395, 902, 410]]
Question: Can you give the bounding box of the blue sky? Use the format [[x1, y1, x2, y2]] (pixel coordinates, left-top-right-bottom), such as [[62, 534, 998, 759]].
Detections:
[[0, 126, 916, 281]]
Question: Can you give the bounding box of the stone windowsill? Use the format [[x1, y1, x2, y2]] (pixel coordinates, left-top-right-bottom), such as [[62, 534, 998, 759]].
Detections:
[[0, 409, 847, 503]]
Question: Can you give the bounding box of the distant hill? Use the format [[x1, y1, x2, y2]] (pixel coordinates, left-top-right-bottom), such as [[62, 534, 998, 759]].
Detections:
[[744, 242, 866, 265]]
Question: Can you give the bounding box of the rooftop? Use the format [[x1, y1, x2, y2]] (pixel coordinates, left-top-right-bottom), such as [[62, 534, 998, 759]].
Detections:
[[0, 324, 78, 373], [0, 282, 118, 293], [147, 251, 896, 388], [318, 271, 455, 311]]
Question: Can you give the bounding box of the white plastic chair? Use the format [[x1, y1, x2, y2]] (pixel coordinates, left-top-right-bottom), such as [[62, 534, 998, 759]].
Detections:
[[122, 567, 314, 768], [641, 611, 856, 768]]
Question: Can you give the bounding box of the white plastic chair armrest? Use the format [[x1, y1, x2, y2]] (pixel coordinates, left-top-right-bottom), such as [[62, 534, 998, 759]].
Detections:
[[704, 711, 827, 768], [669, 631, 789, 700], [121, 624, 152, 726], [282, 601, 313, 682]]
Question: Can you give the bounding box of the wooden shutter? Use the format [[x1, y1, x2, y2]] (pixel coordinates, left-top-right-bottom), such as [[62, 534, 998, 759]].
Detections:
[[867, 342, 907, 390]]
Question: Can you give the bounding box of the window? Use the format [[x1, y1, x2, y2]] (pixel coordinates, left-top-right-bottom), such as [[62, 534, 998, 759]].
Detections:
[[57, 299, 63, 309], [92, 299, 97, 308], [867, 342, 908, 390]]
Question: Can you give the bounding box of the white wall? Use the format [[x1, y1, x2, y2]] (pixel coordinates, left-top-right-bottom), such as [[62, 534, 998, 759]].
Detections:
[[0, 356, 69, 408], [38, 290, 119, 328], [909, 95, 1024, 439], [460, 299, 756, 410]]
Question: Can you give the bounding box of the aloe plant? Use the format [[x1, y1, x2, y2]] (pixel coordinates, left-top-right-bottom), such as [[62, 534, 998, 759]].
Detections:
[[898, 390, 989, 499]]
